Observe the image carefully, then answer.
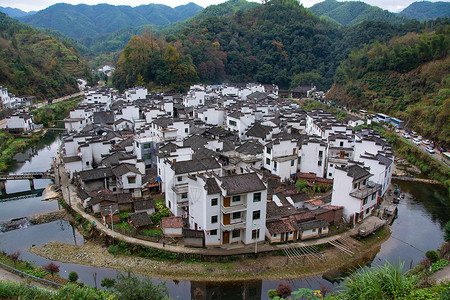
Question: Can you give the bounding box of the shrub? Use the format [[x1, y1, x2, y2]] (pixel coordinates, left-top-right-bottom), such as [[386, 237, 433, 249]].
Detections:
[[8, 251, 20, 269], [431, 259, 449, 273], [101, 277, 116, 289], [267, 289, 278, 299], [42, 262, 60, 278], [337, 261, 419, 299], [444, 221, 450, 242], [113, 271, 168, 300], [108, 245, 119, 256], [25, 269, 47, 278], [426, 250, 439, 263], [68, 271, 79, 282], [276, 282, 292, 298]]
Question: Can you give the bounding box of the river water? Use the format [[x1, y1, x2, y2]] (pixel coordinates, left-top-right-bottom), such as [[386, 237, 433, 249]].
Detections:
[[0, 130, 448, 299]]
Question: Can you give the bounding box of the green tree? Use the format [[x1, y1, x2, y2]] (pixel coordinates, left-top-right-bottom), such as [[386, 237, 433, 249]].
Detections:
[[68, 271, 79, 283], [113, 271, 168, 300]]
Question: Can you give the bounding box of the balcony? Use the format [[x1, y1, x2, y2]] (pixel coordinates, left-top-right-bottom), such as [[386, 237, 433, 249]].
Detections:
[[221, 202, 247, 214], [177, 199, 189, 208], [221, 217, 246, 231], [350, 181, 381, 199], [172, 183, 188, 194]]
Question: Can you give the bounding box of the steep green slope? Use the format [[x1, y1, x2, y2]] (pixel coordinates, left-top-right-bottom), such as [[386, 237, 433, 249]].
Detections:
[[113, 0, 420, 92], [310, 0, 409, 26], [19, 2, 203, 39], [0, 13, 93, 99], [399, 1, 450, 21], [328, 24, 450, 144], [160, 0, 260, 34]]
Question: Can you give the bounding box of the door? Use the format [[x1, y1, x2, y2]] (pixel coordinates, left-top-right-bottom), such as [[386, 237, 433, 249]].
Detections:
[[223, 213, 230, 225], [223, 197, 230, 207], [281, 233, 285, 242], [223, 231, 229, 244], [340, 151, 345, 159]]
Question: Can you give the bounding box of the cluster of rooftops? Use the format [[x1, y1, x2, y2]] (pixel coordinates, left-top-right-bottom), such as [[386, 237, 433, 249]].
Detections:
[[61, 83, 394, 247]]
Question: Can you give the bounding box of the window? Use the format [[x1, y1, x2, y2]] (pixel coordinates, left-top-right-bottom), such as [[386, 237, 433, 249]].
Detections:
[[291, 160, 295, 166], [274, 161, 277, 169], [181, 193, 188, 199], [372, 194, 376, 200], [340, 141, 344, 147], [232, 195, 241, 202], [312, 228, 316, 232], [232, 229, 240, 238], [168, 201, 171, 208], [127, 176, 136, 184], [330, 164, 333, 167], [319, 150, 323, 157], [363, 196, 368, 205], [353, 183, 358, 189], [177, 176, 182, 182], [266, 147, 271, 154], [232, 212, 241, 219], [366, 208, 370, 214], [266, 158, 271, 165], [86, 161, 90, 166], [211, 198, 218, 206], [211, 215, 218, 224], [143, 143, 151, 149], [252, 229, 260, 239], [229, 120, 237, 126], [318, 160, 322, 166], [329, 173, 332, 177], [185, 128, 188, 133], [210, 229, 217, 236], [253, 192, 261, 202], [252, 210, 260, 220]]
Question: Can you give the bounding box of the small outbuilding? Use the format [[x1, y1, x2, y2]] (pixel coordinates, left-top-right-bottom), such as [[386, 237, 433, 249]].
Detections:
[[129, 212, 152, 230], [161, 216, 183, 237]]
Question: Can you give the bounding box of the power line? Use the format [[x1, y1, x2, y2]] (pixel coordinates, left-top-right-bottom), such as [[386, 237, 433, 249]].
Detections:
[[389, 235, 426, 254]]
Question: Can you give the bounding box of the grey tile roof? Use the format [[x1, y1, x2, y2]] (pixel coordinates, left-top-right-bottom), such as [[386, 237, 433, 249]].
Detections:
[[130, 212, 152, 228], [246, 124, 272, 139], [220, 173, 266, 196], [134, 199, 156, 211], [347, 165, 371, 181], [112, 163, 142, 177], [78, 167, 113, 182], [173, 157, 220, 175], [63, 156, 81, 163], [236, 140, 263, 155], [93, 111, 115, 125], [184, 135, 209, 150], [297, 219, 329, 231], [102, 152, 135, 167], [205, 178, 221, 195], [152, 117, 173, 128], [290, 192, 309, 203]]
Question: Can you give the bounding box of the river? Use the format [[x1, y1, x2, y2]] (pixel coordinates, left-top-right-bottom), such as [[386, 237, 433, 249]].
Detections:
[[0, 130, 448, 299]]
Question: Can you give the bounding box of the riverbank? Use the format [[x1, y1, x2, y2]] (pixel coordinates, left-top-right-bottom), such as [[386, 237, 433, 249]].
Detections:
[[28, 226, 391, 281], [0, 129, 47, 172]]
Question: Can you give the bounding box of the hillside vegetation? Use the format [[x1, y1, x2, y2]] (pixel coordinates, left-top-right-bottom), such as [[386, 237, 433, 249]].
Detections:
[[328, 23, 450, 145], [309, 0, 409, 26], [399, 1, 450, 21], [113, 0, 426, 92], [0, 12, 93, 99], [18, 2, 203, 39]]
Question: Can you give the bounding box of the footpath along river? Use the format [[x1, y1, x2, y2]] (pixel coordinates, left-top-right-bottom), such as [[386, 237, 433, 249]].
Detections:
[[0, 130, 448, 299]]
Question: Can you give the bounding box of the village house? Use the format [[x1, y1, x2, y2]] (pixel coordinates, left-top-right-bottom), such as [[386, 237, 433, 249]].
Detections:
[[6, 113, 34, 133]]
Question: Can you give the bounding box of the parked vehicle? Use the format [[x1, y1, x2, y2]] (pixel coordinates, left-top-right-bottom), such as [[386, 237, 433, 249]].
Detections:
[[395, 128, 400, 133], [417, 135, 423, 141], [402, 132, 410, 139], [412, 138, 421, 145], [426, 146, 435, 154], [437, 147, 447, 153], [422, 140, 430, 145]]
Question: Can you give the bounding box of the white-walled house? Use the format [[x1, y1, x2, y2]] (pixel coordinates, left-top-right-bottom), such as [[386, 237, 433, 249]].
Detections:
[[187, 172, 267, 247], [112, 163, 143, 197], [226, 111, 255, 140], [299, 138, 327, 178], [6, 113, 34, 133], [330, 164, 381, 224], [163, 157, 222, 217], [263, 139, 298, 181], [196, 107, 226, 126], [125, 86, 147, 101]]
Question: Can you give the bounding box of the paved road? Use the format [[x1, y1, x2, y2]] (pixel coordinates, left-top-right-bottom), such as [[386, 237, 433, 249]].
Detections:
[[432, 263, 450, 284], [0, 266, 48, 289]]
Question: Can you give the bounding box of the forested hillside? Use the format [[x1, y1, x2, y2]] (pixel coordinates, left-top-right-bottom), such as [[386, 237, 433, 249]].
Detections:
[[113, 0, 423, 92], [0, 13, 93, 99], [327, 23, 450, 144], [309, 0, 408, 26], [399, 1, 450, 21], [19, 2, 203, 39], [0, 7, 35, 18]]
